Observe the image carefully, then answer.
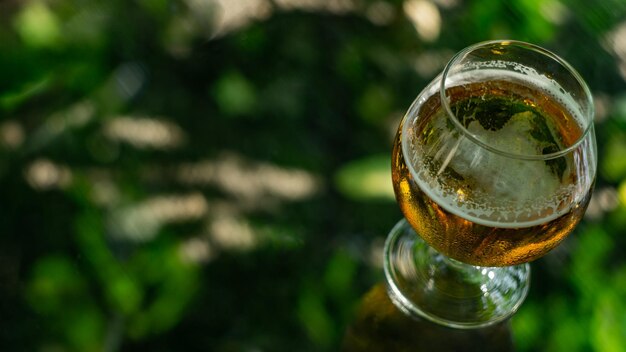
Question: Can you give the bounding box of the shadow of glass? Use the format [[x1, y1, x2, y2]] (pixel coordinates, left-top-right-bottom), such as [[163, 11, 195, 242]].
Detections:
[[342, 283, 515, 352]]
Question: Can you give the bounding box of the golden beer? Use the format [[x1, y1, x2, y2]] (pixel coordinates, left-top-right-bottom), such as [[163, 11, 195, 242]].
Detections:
[[392, 78, 593, 267]]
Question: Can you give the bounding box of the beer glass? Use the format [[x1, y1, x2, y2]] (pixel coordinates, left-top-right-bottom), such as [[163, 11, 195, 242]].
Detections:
[[385, 40, 596, 328]]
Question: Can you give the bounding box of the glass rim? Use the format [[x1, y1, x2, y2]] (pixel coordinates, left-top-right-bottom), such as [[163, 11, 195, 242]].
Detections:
[[438, 39, 595, 161]]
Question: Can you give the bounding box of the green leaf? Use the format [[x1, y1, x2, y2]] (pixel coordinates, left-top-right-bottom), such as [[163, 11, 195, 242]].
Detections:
[[570, 226, 612, 296], [602, 134, 626, 182], [335, 154, 395, 201], [297, 285, 334, 347], [14, 0, 63, 49], [0, 74, 52, 111], [591, 292, 626, 352], [75, 211, 144, 315], [356, 84, 395, 124], [26, 255, 86, 314], [324, 250, 357, 302], [213, 70, 258, 117], [512, 302, 543, 351]]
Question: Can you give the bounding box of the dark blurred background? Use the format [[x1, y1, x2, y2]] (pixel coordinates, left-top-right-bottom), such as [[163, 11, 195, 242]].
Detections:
[[1, 0, 626, 351]]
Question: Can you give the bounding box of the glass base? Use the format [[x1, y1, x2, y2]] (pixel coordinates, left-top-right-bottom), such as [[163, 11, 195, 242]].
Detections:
[[383, 219, 530, 329]]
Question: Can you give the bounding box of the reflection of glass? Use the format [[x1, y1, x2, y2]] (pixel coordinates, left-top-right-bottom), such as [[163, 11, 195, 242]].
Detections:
[[342, 283, 515, 351], [385, 40, 596, 328]]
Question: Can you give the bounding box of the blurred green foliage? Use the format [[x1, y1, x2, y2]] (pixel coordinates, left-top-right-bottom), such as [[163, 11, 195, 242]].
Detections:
[[1, 0, 626, 351]]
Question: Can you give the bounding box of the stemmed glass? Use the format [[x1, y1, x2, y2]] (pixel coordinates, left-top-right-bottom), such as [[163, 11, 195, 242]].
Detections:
[[384, 40, 596, 328]]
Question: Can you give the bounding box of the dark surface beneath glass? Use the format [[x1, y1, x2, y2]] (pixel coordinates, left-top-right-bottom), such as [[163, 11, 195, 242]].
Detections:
[[1, 1, 626, 351], [343, 283, 515, 352]]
